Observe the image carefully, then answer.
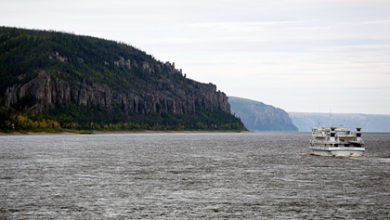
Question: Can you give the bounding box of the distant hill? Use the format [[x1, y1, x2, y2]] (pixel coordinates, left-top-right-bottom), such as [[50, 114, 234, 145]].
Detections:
[[0, 26, 245, 132], [289, 112, 390, 132], [228, 96, 298, 131]]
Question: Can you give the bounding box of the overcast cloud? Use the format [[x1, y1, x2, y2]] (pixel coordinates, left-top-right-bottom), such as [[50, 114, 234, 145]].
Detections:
[[1, 0, 390, 114]]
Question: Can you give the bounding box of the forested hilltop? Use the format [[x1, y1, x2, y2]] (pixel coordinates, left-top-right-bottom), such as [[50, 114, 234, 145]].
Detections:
[[0, 27, 245, 132]]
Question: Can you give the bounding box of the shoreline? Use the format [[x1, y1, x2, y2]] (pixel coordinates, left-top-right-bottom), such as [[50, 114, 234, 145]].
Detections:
[[0, 129, 250, 136]]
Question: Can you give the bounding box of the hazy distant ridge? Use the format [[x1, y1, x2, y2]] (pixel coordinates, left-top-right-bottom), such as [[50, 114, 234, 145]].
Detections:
[[289, 112, 390, 132]]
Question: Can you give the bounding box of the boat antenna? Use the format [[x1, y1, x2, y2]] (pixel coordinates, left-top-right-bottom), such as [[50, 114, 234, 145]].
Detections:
[[329, 107, 332, 128]]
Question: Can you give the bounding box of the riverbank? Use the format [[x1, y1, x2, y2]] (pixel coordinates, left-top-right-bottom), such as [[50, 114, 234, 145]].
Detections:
[[0, 129, 248, 135]]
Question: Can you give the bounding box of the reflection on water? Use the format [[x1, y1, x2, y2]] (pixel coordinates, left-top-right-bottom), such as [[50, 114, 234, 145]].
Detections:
[[0, 132, 389, 219]]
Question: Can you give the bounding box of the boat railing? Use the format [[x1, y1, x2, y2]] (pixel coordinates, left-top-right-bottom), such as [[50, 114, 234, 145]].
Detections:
[[336, 133, 356, 138]]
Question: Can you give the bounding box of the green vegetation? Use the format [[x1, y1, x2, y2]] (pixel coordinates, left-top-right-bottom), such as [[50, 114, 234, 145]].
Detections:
[[0, 104, 244, 133], [0, 26, 185, 93], [0, 26, 246, 133]]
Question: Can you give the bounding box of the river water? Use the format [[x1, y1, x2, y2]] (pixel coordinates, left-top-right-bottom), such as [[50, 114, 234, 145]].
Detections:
[[0, 132, 389, 219]]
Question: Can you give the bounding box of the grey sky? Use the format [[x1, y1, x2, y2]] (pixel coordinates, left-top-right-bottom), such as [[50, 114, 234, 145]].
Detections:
[[1, 0, 390, 114]]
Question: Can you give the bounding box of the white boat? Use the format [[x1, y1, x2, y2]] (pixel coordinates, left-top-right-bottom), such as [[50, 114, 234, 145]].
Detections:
[[309, 127, 365, 157]]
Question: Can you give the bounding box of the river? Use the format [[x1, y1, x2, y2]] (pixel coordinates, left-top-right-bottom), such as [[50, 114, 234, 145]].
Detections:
[[1, 132, 389, 219]]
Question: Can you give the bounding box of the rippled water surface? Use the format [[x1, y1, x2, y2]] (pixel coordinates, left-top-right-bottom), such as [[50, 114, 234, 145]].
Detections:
[[1, 132, 390, 219]]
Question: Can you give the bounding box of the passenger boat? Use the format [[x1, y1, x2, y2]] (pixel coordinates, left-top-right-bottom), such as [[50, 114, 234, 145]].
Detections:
[[309, 127, 365, 156]]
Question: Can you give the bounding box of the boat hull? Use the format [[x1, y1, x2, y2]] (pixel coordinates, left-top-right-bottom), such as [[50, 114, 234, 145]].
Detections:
[[309, 146, 365, 157]]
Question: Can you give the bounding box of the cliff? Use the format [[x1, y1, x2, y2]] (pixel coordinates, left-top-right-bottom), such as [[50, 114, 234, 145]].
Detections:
[[229, 96, 298, 131], [0, 27, 245, 131], [4, 71, 229, 116]]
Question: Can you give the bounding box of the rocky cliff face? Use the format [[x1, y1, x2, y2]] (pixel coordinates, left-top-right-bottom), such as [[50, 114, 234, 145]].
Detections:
[[0, 27, 244, 131], [5, 71, 230, 116], [229, 96, 298, 131]]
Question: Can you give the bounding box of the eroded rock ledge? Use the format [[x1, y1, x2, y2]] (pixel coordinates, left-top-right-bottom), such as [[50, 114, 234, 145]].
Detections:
[[5, 71, 231, 115]]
